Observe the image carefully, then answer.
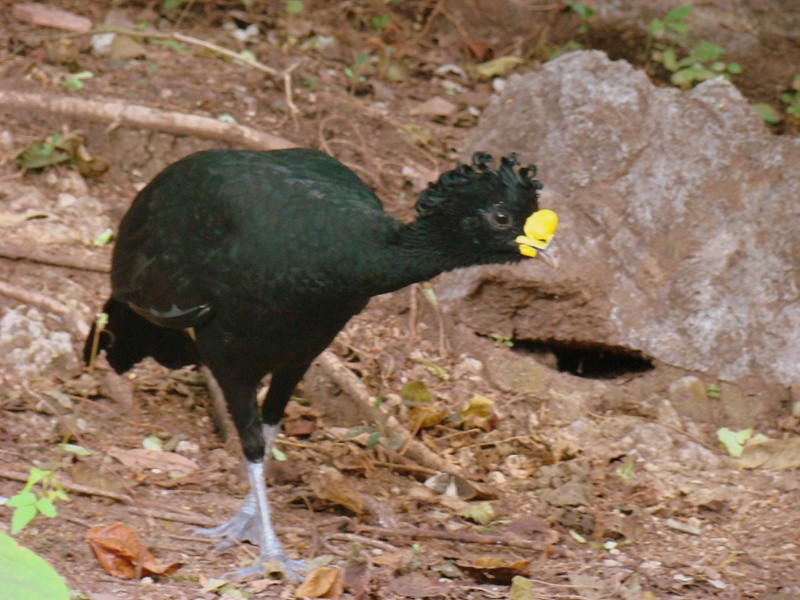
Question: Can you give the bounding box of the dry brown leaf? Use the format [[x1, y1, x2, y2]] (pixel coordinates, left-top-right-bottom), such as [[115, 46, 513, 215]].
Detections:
[[388, 573, 448, 598], [462, 38, 494, 62], [295, 567, 343, 598], [736, 437, 800, 470], [457, 556, 531, 584], [370, 549, 414, 569], [87, 523, 182, 579], [313, 468, 364, 515], [408, 405, 448, 429], [409, 97, 458, 118], [107, 446, 199, 473]]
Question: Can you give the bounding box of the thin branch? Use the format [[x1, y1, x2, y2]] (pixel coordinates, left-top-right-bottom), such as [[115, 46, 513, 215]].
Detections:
[[355, 524, 546, 551], [315, 351, 461, 476], [0, 90, 296, 151], [0, 243, 109, 273], [0, 468, 132, 503]]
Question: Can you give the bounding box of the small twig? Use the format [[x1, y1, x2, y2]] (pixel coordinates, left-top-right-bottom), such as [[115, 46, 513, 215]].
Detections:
[[355, 524, 545, 551], [0, 243, 109, 273], [0, 280, 88, 338], [0, 468, 132, 504], [328, 532, 398, 552], [283, 61, 302, 122], [315, 351, 462, 477], [0, 91, 296, 151]]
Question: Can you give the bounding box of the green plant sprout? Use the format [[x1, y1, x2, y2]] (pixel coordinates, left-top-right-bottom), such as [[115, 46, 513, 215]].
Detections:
[[6, 468, 68, 535], [780, 73, 800, 120], [646, 5, 741, 89]]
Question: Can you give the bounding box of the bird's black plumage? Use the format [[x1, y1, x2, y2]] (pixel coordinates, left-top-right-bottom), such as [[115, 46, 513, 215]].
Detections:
[[84, 147, 553, 578]]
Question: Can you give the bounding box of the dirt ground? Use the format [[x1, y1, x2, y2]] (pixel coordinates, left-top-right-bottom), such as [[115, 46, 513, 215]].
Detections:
[[1, 1, 799, 599]]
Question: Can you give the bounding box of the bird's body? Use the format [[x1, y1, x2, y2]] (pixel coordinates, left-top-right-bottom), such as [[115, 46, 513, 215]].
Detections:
[[85, 147, 557, 579]]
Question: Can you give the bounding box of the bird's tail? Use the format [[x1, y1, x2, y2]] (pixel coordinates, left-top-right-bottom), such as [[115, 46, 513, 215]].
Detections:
[[83, 298, 200, 373]]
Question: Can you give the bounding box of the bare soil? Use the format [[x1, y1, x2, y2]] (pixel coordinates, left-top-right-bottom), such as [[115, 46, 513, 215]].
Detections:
[[1, 2, 799, 599]]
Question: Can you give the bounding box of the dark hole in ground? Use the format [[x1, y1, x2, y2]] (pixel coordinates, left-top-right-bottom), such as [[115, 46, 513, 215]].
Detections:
[[512, 338, 655, 379]]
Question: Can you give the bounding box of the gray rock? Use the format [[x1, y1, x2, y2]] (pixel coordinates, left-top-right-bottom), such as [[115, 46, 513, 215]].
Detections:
[[441, 50, 800, 389], [0, 306, 77, 379]]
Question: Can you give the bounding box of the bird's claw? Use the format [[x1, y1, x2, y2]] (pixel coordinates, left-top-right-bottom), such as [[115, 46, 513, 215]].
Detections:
[[193, 510, 260, 548], [224, 554, 307, 582]]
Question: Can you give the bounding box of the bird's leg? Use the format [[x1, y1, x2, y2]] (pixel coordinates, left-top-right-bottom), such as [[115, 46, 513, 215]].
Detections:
[[193, 424, 279, 547]]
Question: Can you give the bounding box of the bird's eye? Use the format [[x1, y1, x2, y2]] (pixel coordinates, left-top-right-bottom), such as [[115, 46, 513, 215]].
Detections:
[[490, 207, 512, 229]]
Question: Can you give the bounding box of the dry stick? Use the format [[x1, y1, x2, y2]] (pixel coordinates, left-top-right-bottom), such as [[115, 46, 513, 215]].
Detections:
[[0, 468, 132, 504], [0, 243, 109, 273], [0, 280, 88, 338], [0, 90, 297, 151], [356, 524, 544, 551], [315, 350, 461, 476]]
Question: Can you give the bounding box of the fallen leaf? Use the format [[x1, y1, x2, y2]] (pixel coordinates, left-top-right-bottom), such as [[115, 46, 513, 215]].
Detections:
[[736, 437, 800, 470], [475, 56, 524, 79], [12, 3, 92, 32], [401, 381, 431, 404], [388, 572, 447, 598], [408, 404, 447, 429], [107, 446, 199, 474], [462, 394, 493, 418], [370, 549, 414, 569], [295, 566, 343, 598], [312, 468, 364, 515], [410, 97, 458, 118], [87, 523, 182, 579], [462, 37, 494, 62], [460, 501, 495, 525], [510, 575, 534, 600], [424, 472, 478, 499], [457, 556, 531, 584]]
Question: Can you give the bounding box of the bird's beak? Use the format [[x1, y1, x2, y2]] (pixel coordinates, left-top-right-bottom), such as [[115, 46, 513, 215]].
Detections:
[[534, 241, 559, 269], [516, 209, 559, 268]]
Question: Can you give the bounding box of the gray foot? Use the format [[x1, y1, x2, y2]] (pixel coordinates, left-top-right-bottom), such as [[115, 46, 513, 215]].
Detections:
[[193, 496, 259, 549], [226, 553, 307, 582]]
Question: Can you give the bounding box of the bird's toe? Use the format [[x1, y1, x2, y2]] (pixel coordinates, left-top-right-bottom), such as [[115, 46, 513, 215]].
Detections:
[[224, 554, 306, 582]]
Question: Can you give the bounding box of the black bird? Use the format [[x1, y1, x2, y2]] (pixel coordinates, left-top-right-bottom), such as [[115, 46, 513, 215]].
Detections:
[[84, 148, 558, 579]]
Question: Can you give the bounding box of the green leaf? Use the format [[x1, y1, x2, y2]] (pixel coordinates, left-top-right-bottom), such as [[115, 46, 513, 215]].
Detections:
[[665, 20, 689, 34], [706, 384, 721, 399], [366, 431, 382, 449], [459, 501, 495, 525], [401, 381, 431, 405], [671, 66, 701, 87], [567, 2, 595, 19], [665, 5, 693, 22], [15, 142, 70, 170], [286, 0, 304, 14], [271, 446, 287, 462], [11, 504, 38, 534], [0, 533, 70, 600], [661, 47, 678, 71], [162, 0, 189, 11], [717, 427, 753, 457], [648, 18, 665, 36], [36, 497, 57, 518], [6, 492, 36, 509], [727, 62, 742, 74], [689, 40, 724, 63]]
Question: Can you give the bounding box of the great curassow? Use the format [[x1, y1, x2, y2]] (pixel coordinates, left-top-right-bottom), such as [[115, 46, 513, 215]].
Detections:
[[84, 148, 558, 579]]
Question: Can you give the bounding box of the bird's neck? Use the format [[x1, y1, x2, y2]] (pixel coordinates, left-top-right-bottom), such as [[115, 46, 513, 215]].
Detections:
[[348, 216, 475, 297]]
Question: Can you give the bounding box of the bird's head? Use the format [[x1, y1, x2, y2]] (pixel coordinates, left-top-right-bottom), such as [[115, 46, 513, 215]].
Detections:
[[415, 152, 558, 267]]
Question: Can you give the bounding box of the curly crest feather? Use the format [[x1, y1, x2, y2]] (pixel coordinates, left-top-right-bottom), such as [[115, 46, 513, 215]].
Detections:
[[415, 152, 542, 216]]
